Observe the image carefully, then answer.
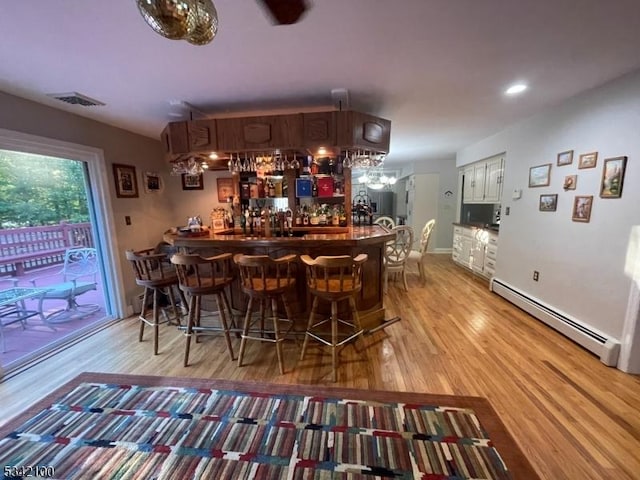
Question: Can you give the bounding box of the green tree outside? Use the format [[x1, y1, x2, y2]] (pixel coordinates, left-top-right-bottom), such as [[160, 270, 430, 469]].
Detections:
[[0, 150, 90, 228]]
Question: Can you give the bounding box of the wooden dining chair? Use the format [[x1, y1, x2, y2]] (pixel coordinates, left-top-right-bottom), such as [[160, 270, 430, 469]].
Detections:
[[384, 225, 414, 292]]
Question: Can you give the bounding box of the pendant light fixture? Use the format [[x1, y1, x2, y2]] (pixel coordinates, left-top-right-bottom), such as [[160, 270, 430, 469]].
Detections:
[[136, 0, 218, 45]]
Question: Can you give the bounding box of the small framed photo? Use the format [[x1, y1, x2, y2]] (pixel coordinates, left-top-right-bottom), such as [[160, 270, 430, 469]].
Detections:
[[600, 156, 627, 198], [539, 194, 558, 211], [143, 171, 163, 194], [216, 177, 235, 202], [572, 195, 593, 222], [563, 174, 577, 190], [557, 150, 573, 166], [112, 163, 139, 198], [529, 163, 552, 188], [578, 151, 598, 169], [182, 173, 204, 190]]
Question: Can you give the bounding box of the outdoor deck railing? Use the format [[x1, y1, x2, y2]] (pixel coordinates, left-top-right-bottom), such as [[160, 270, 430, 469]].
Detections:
[[0, 222, 93, 276]]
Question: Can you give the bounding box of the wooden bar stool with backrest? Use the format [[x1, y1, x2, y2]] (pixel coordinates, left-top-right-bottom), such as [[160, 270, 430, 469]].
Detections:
[[233, 254, 297, 375], [300, 254, 367, 382], [171, 252, 236, 367], [125, 248, 184, 355]]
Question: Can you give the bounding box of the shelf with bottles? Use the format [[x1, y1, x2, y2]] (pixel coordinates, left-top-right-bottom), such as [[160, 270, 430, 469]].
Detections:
[[239, 174, 291, 200]]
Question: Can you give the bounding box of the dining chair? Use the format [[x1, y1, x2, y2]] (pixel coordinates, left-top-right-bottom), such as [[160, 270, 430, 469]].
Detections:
[[407, 219, 436, 282], [374, 216, 396, 229], [384, 225, 414, 292]]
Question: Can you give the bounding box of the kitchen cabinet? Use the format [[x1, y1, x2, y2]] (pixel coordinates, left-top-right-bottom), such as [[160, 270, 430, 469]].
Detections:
[[452, 225, 473, 269], [461, 154, 504, 204], [484, 156, 504, 203], [452, 225, 498, 279], [484, 232, 498, 278]]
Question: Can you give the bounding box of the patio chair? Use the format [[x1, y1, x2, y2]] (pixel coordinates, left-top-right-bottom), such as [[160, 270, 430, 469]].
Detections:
[[30, 247, 100, 323]]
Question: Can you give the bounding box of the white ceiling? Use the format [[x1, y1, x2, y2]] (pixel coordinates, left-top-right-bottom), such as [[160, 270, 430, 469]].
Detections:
[[1, 0, 640, 167]]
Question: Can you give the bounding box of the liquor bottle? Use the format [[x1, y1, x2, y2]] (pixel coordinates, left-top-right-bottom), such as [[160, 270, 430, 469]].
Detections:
[[248, 208, 254, 235], [332, 206, 340, 227], [295, 206, 302, 226], [241, 207, 247, 235], [268, 179, 276, 197], [311, 177, 318, 197], [302, 206, 309, 226], [303, 156, 312, 175], [339, 206, 347, 227], [310, 157, 319, 175]]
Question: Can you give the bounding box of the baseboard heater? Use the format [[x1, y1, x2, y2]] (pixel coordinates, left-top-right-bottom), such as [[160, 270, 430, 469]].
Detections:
[[490, 278, 620, 367]]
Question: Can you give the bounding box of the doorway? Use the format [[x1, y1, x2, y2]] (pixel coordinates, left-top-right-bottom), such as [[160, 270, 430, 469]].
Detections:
[[0, 128, 124, 379]]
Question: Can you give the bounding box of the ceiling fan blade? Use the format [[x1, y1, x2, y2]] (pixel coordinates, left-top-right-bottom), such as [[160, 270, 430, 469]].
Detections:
[[256, 0, 308, 25]]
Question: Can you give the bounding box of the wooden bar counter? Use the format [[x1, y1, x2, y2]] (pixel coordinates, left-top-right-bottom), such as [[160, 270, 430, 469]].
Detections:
[[163, 225, 394, 329]]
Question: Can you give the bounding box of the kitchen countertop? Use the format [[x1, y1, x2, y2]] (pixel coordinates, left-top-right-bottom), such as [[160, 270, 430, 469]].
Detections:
[[453, 222, 500, 232]]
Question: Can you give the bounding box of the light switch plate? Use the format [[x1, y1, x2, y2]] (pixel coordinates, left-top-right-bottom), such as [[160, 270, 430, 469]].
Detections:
[[512, 189, 522, 200]]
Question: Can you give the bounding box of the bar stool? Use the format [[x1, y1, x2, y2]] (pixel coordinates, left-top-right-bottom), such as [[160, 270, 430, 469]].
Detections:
[[233, 254, 297, 374], [125, 248, 184, 355], [171, 252, 236, 367], [300, 254, 367, 382]]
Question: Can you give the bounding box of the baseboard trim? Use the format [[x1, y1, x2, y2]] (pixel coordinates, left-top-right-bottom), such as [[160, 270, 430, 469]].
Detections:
[[490, 278, 620, 367]]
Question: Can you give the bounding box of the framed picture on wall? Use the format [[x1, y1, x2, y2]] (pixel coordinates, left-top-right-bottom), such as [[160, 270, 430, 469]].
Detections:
[[143, 171, 163, 194], [528, 163, 551, 187], [182, 173, 204, 190], [563, 174, 577, 191], [539, 194, 558, 211], [216, 177, 235, 202], [556, 150, 573, 166], [600, 156, 627, 198], [578, 152, 598, 169], [572, 195, 593, 222], [112, 163, 139, 198]]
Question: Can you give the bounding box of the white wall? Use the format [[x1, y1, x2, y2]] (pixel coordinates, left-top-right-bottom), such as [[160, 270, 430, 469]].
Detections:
[[457, 69, 640, 369]]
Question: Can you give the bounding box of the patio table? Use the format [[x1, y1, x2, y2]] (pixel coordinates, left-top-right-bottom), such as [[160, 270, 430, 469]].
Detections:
[[0, 287, 51, 352]]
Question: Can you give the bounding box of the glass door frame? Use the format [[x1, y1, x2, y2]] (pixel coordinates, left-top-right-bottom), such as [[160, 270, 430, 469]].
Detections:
[[0, 128, 126, 368]]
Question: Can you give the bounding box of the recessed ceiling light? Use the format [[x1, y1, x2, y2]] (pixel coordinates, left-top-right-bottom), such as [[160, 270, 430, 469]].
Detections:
[[505, 83, 528, 95]]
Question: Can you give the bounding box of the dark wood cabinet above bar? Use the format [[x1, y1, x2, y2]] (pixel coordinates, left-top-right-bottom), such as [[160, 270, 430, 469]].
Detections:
[[161, 110, 390, 158], [216, 113, 303, 151]]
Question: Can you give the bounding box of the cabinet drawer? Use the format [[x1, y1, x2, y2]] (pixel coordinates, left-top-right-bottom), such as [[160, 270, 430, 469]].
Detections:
[[486, 245, 498, 260], [484, 258, 496, 271], [454, 226, 463, 235], [488, 234, 499, 247]]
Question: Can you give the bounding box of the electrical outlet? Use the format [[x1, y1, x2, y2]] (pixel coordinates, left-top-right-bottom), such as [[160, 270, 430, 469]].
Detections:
[[505, 206, 510, 215], [125, 216, 131, 225], [533, 271, 539, 281]]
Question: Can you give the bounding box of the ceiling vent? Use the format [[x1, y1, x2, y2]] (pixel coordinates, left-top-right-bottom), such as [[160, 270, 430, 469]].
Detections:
[[47, 92, 105, 107]]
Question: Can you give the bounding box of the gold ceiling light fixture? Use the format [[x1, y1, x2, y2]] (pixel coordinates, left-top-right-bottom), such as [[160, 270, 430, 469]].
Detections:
[[136, 0, 218, 45]]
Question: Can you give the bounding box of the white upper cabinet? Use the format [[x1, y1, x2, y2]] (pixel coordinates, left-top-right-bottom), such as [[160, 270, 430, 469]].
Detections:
[[484, 156, 504, 203], [461, 154, 504, 204]]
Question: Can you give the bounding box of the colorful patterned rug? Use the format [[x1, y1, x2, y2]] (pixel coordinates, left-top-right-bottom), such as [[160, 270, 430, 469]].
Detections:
[[0, 373, 538, 479]]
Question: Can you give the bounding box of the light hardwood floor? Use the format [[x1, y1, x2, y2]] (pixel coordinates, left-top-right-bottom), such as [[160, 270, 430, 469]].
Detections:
[[1, 255, 639, 479]]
